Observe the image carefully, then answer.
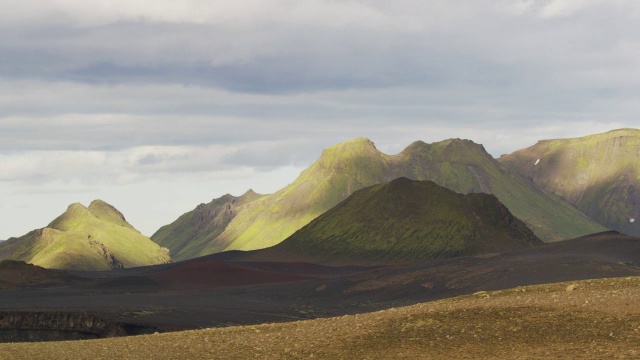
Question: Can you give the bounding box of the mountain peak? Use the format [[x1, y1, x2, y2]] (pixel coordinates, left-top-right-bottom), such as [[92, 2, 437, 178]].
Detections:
[[444, 138, 487, 151], [1, 200, 171, 270], [315, 137, 383, 169], [88, 200, 129, 227], [218, 194, 234, 201], [240, 188, 262, 200], [321, 137, 378, 155], [352, 136, 376, 147], [66, 202, 87, 211], [400, 140, 429, 154], [401, 138, 488, 156], [49, 200, 131, 231], [61, 202, 90, 219]]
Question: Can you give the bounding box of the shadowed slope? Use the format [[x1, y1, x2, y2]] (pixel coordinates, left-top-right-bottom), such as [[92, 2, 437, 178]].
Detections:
[[154, 137, 604, 261], [499, 128, 640, 236], [0, 200, 172, 271], [238, 178, 541, 265]]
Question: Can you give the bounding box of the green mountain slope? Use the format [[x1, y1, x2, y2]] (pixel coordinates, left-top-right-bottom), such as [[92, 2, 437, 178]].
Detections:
[[244, 178, 542, 264], [151, 190, 264, 260], [0, 200, 172, 271], [154, 137, 605, 261], [499, 128, 640, 236]]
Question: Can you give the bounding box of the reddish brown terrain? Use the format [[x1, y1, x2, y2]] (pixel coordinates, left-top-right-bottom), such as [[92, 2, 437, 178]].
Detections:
[[0, 261, 70, 290]]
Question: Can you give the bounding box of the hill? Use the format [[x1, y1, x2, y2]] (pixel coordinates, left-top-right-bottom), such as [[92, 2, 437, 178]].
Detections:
[[499, 128, 640, 236], [242, 178, 541, 264], [153, 137, 605, 261], [0, 200, 172, 271]]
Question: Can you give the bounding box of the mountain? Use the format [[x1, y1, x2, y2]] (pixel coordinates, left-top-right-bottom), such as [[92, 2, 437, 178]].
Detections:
[[499, 128, 640, 237], [237, 178, 542, 264], [151, 190, 264, 261], [0, 200, 172, 271], [153, 137, 605, 261]]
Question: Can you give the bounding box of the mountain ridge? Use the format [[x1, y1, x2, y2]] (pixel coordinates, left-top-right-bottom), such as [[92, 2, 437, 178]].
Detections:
[[499, 128, 640, 236], [153, 137, 605, 261], [235, 178, 542, 265]]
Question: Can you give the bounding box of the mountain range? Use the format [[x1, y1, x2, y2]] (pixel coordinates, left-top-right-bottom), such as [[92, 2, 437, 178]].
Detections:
[[0, 200, 171, 271], [5, 129, 640, 270], [153, 137, 604, 261], [2, 128, 640, 355], [230, 177, 542, 265], [500, 128, 640, 237]]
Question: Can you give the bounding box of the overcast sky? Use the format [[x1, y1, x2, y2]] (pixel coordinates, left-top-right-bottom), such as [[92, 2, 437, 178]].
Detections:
[[1, 0, 638, 239]]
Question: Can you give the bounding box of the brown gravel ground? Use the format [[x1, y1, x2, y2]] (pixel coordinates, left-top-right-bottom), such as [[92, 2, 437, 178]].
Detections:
[[2, 276, 640, 359]]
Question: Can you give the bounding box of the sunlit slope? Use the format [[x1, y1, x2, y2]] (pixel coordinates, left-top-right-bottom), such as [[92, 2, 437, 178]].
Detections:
[[0, 200, 171, 271], [154, 137, 604, 260], [251, 178, 541, 264], [151, 190, 264, 260], [499, 128, 640, 236], [153, 138, 402, 260]]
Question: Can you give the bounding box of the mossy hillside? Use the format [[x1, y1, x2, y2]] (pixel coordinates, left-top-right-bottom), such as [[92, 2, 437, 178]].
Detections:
[[499, 128, 640, 236], [433, 140, 606, 242], [212, 139, 398, 253], [228, 138, 602, 246], [154, 138, 401, 260], [154, 137, 605, 261], [151, 190, 264, 260], [255, 178, 541, 264], [0, 201, 172, 271]]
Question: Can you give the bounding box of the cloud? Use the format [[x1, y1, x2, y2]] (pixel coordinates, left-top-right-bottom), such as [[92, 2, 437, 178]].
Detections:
[[2, 0, 640, 239], [1, 0, 638, 98], [0, 2, 496, 92], [0, 1, 397, 29], [539, 0, 595, 18], [498, 0, 536, 15], [0, 151, 109, 183]]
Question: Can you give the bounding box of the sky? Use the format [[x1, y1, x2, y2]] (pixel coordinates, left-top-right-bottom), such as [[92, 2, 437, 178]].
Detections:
[[1, 0, 639, 239]]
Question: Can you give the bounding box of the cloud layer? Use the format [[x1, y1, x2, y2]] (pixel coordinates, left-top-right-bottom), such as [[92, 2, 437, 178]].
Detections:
[[2, 0, 639, 238]]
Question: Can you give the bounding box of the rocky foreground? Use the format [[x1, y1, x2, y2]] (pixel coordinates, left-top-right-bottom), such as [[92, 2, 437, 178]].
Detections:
[[2, 276, 639, 359]]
